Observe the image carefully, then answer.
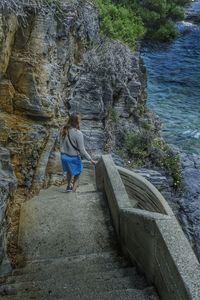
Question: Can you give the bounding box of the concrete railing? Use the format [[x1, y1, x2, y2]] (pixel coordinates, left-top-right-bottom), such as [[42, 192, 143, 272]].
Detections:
[[96, 155, 200, 300], [117, 166, 173, 215]]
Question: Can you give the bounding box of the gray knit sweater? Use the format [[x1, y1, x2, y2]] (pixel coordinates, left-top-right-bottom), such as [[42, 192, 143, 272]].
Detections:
[[60, 128, 92, 161]]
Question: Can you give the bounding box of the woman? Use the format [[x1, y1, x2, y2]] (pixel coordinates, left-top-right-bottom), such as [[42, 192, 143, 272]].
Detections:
[[60, 113, 96, 192]]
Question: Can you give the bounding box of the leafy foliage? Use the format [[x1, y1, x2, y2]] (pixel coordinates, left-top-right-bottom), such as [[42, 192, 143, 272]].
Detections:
[[151, 140, 183, 190], [125, 132, 149, 159], [109, 108, 119, 123], [96, 0, 145, 48], [124, 132, 183, 190], [112, 0, 191, 41]]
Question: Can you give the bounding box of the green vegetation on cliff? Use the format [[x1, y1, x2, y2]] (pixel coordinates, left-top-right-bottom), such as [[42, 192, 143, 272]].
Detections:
[[96, 0, 145, 48], [124, 132, 183, 190], [125, 0, 190, 41], [1, 0, 190, 44], [97, 0, 190, 43]]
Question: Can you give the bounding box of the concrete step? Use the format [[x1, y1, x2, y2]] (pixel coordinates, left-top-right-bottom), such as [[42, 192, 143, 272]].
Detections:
[[0, 287, 159, 300], [12, 252, 130, 276], [18, 189, 117, 260], [0, 168, 159, 300], [6, 267, 137, 284], [0, 276, 148, 298], [89, 287, 159, 300], [76, 183, 96, 193], [28, 190, 104, 209], [30, 184, 98, 202]]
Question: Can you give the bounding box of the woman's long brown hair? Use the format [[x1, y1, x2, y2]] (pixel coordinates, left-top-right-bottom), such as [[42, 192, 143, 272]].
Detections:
[[61, 113, 80, 139]]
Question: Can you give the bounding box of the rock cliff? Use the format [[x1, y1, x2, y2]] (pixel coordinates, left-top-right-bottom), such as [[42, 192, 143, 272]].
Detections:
[[0, 146, 16, 270], [0, 1, 159, 267]]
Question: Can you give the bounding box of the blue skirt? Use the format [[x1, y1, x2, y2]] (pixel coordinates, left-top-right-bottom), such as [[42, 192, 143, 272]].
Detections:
[[61, 153, 83, 176]]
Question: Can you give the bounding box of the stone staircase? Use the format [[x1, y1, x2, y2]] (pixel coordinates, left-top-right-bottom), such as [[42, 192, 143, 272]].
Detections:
[[0, 167, 159, 300]]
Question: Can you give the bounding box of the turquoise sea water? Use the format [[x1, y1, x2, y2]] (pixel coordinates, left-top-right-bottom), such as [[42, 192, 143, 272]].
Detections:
[[142, 2, 200, 154]]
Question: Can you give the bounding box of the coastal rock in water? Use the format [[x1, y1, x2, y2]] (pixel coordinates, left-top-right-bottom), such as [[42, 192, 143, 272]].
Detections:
[[181, 153, 200, 196], [178, 153, 200, 260], [185, 0, 200, 24]]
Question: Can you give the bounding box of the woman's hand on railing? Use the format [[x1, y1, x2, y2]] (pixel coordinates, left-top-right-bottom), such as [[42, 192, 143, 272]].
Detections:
[[91, 159, 97, 165]]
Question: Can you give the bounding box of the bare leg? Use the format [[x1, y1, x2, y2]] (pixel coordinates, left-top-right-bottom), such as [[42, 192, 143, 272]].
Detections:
[[73, 174, 80, 192], [67, 173, 72, 187], [62, 173, 67, 184]]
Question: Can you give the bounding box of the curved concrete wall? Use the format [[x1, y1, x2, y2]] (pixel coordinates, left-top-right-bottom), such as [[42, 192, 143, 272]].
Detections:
[[96, 155, 200, 300], [117, 166, 173, 215]]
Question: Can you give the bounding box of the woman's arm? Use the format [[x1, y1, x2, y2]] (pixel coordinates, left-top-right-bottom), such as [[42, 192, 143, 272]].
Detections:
[[76, 131, 92, 161]]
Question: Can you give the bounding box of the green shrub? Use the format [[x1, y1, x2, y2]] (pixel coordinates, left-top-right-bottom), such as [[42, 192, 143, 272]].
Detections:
[[113, 0, 191, 41], [163, 154, 183, 189], [125, 133, 183, 190], [168, 4, 185, 20], [96, 0, 145, 48], [152, 21, 178, 41], [109, 108, 119, 123], [125, 132, 149, 158], [141, 121, 152, 131], [156, 152, 183, 190], [151, 140, 183, 190]]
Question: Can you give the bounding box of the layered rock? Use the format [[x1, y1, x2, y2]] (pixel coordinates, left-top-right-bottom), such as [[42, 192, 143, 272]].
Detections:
[[0, 1, 155, 185], [0, 146, 17, 267], [186, 3, 200, 23], [0, 113, 48, 187], [178, 153, 200, 260], [0, 0, 159, 268], [68, 41, 155, 156], [0, 1, 99, 186]]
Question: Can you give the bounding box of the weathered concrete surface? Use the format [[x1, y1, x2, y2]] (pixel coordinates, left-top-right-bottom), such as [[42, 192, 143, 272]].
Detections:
[[0, 164, 158, 299], [121, 209, 200, 300], [96, 155, 200, 300], [18, 188, 117, 259], [117, 166, 173, 215], [131, 163, 200, 266], [96, 155, 134, 237]]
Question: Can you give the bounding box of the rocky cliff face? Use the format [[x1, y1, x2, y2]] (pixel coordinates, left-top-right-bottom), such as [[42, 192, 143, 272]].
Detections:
[[0, 1, 159, 267], [0, 146, 16, 269], [0, 1, 157, 182]]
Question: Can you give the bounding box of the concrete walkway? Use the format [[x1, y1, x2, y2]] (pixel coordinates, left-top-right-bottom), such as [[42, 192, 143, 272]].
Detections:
[[0, 166, 159, 299]]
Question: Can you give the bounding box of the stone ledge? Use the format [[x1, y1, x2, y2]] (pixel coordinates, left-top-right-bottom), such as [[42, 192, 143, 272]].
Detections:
[[117, 166, 173, 216], [96, 155, 200, 300]]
